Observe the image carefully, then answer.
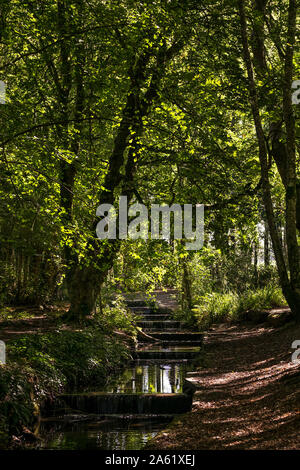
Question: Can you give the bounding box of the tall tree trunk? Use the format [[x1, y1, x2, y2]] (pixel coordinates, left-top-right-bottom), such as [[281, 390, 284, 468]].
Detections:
[[238, 0, 300, 317], [66, 39, 187, 320], [281, 0, 300, 299]]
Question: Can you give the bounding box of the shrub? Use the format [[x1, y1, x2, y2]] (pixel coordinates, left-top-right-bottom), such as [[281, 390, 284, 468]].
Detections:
[[0, 362, 61, 443], [0, 324, 133, 445], [7, 328, 131, 389], [98, 294, 138, 335], [234, 285, 286, 318]]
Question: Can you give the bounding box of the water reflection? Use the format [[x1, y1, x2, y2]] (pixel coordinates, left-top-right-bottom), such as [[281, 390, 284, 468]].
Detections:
[[39, 416, 172, 450], [104, 363, 186, 394], [39, 344, 194, 450]]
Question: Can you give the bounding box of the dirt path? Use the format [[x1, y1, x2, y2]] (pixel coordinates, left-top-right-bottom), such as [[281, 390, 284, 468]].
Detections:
[[147, 322, 300, 450]]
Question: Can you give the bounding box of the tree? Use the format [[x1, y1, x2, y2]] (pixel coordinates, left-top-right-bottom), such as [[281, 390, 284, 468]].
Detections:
[[237, 0, 300, 317]]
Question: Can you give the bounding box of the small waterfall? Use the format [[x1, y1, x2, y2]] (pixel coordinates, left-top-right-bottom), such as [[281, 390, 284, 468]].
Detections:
[[39, 297, 202, 450], [137, 320, 182, 330], [60, 392, 192, 415]]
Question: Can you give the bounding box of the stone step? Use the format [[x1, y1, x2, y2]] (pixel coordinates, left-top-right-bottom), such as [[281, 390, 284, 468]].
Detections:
[[149, 332, 204, 342], [152, 309, 173, 315], [133, 358, 189, 365], [158, 340, 203, 347], [135, 349, 200, 360], [137, 320, 182, 330], [43, 413, 174, 423], [128, 306, 172, 315], [125, 300, 155, 308], [60, 392, 192, 415], [141, 314, 171, 321], [128, 306, 154, 314]]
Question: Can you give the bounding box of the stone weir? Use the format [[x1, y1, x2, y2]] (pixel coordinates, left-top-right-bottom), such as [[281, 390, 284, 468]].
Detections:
[[59, 392, 192, 415], [57, 299, 203, 416], [40, 297, 203, 450], [131, 300, 204, 350]]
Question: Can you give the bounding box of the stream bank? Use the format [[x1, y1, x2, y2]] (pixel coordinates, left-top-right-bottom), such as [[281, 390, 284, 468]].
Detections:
[[146, 322, 300, 450], [0, 323, 133, 448]]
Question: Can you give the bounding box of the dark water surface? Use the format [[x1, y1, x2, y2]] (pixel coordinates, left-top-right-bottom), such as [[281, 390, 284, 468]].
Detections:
[[38, 414, 173, 450], [38, 345, 198, 450]]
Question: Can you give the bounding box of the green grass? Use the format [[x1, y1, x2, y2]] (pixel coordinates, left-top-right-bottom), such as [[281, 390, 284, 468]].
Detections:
[[191, 286, 287, 329]]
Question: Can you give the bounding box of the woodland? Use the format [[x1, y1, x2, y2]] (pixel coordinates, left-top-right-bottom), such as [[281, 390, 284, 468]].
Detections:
[[0, 0, 299, 451]]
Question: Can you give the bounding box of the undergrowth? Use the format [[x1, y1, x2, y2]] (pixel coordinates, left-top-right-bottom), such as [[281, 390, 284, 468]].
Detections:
[[175, 286, 286, 330], [0, 304, 136, 448]]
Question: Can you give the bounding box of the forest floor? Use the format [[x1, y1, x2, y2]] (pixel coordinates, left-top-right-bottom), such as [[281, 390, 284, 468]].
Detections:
[[0, 305, 72, 342], [2, 293, 300, 449], [0, 289, 179, 341], [147, 320, 300, 450]]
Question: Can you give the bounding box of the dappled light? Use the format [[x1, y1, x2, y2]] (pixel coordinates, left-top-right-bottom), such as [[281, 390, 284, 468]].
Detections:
[[0, 0, 299, 454]]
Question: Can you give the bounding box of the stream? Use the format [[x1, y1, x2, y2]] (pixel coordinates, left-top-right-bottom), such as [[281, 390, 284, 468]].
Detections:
[[37, 301, 203, 450]]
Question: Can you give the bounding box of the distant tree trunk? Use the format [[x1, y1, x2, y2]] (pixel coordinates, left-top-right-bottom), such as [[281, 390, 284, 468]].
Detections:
[[264, 219, 270, 267], [56, 0, 85, 261], [98, 287, 103, 317], [253, 240, 258, 287], [182, 260, 192, 310], [283, 223, 288, 266], [213, 214, 229, 255]]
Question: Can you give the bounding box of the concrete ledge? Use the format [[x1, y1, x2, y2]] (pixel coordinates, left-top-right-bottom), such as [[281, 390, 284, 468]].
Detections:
[[60, 392, 193, 414]]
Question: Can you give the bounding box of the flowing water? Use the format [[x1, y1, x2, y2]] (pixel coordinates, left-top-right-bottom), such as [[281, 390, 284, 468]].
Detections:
[[38, 414, 174, 451], [38, 301, 202, 450], [103, 362, 188, 394]]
